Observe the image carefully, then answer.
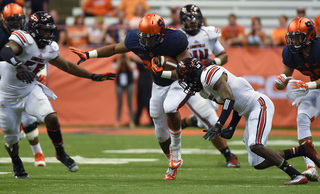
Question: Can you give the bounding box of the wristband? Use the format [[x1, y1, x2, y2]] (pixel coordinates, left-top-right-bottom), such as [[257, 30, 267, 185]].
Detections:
[[307, 81, 317, 89], [88, 50, 98, 58], [213, 58, 221, 66], [161, 71, 172, 79]]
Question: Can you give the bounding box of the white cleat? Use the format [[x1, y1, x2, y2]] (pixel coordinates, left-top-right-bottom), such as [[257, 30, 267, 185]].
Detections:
[[302, 166, 319, 181], [168, 144, 182, 169]]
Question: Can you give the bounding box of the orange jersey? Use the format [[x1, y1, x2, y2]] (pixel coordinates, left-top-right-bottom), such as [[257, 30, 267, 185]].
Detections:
[[221, 24, 244, 40], [271, 28, 287, 46], [117, 0, 149, 20]]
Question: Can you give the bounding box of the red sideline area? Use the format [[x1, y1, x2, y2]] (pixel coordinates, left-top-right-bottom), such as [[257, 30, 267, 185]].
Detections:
[[37, 127, 320, 137], [50, 46, 320, 128]]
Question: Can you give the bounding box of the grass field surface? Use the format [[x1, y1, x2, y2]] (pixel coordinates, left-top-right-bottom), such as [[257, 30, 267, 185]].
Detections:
[[0, 130, 320, 193]]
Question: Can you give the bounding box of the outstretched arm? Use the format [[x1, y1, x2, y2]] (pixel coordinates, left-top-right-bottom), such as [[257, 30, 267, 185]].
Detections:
[[49, 56, 116, 81]]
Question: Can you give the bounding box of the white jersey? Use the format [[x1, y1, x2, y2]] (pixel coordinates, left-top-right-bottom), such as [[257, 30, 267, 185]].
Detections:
[[182, 26, 224, 60], [199, 65, 261, 116], [0, 30, 59, 98]]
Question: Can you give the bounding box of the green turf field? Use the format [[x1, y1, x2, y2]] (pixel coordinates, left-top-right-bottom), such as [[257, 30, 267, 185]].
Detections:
[[0, 132, 319, 193]]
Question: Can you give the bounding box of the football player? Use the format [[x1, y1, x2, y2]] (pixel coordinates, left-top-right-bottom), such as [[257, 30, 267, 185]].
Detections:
[[179, 4, 239, 168], [0, 3, 46, 167], [275, 17, 320, 181], [176, 57, 320, 185], [0, 11, 115, 178]]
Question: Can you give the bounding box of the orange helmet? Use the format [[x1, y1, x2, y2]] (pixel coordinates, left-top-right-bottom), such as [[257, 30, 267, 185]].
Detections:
[[138, 14, 166, 50], [1, 3, 25, 32], [285, 17, 316, 52]]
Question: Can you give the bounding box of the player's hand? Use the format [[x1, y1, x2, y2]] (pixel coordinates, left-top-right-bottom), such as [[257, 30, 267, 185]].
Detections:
[[203, 123, 222, 141], [220, 126, 235, 139], [201, 59, 215, 67], [70, 47, 89, 65], [150, 57, 164, 77], [37, 74, 47, 85], [290, 80, 308, 91], [91, 73, 116, 81], [16, 63, 34, 84], [275, 74, 292, 89]]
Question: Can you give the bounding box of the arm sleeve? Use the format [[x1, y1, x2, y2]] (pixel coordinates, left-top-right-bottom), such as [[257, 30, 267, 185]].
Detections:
[[0, 46, 21, 66]]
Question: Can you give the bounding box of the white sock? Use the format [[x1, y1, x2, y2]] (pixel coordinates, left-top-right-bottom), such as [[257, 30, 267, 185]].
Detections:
[[304, 156, 316, 168], [169, 128, 181, 146], [31, 143, 43, 155]]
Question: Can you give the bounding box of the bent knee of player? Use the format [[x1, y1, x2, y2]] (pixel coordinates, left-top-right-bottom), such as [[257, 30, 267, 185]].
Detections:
[[25, 128, 39, 141], [4, 134, 20, 145], [297, 113, 312, 140], [250, 144, 264, 155]]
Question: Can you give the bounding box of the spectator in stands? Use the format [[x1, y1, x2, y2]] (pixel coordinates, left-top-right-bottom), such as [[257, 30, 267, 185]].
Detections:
[[105, 10, 130, 45], [82, 0, 115, 17], [117, 0, 149, 21], [66, 14, 89, 46], [271, 15, 288, 46], [128, 3, 147, 29], [49, 9, 66, 46], [221, 13, 245, 47], [114, 54, 136, 128], [315, 15, 320, 37], [88, 16, 107, 46], [297, 7, 306, 17], [167, 6, 181, 29], [246, 17, 268, 47]]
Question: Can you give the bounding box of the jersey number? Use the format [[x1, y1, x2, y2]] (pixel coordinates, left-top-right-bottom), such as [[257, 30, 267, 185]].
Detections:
[[192, 49, 209, 60]]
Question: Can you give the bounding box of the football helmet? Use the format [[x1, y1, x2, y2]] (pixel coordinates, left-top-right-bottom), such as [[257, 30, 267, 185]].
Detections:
[[27, 11, 57, 48], [1, 3, 25, 32], [285, 17, 316, 53], [138, 14, 166, 50], [177, 57, 204, 95], [180, 4, 203, 36]]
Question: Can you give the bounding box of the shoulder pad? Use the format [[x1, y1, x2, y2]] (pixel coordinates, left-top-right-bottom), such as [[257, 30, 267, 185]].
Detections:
[[202, 26, 221, 40], [10, 30, 34, 45], [50, 41, 59, 52], [201, 65, 223, 87]]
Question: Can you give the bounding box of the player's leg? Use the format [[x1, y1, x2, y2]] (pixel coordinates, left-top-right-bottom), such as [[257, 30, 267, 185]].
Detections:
[[186, 94, 240, 167], [126, 84, 135, 128], [248, 96, 307, 184], [115, 85, 123, 127], [150, 83, 178, 180], [25, 86, 78, 172], [21, 112, 45, 166], [296, 90, 320, 181], [0, 97, 28, 178]]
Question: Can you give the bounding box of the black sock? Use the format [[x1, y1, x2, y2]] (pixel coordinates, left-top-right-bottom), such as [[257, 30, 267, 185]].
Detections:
[[220, 147, 232, 159], [11, 155, 22, 165], [55, 144, 65, 156], [283, 144, 305, 160], [278, 159, 301, 179]]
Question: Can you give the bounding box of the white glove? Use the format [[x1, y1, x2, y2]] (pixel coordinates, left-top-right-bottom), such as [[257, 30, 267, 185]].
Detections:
[[275, 74, 292, 89], [287, 80, 309, 107]]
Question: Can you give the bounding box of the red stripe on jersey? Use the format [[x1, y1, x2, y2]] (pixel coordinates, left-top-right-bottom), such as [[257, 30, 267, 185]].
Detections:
[[206, 66, 219, 85], [256, 98, 266, 144], [13, 31, 26, 43]]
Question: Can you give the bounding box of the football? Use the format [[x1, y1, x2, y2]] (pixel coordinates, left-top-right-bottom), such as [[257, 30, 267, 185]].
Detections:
[[157, 56, 178, 70]]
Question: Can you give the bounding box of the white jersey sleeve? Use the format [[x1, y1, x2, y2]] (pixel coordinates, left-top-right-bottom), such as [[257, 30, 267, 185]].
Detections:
[[202, 26, 224, 56], [9, 30, 34, 46]]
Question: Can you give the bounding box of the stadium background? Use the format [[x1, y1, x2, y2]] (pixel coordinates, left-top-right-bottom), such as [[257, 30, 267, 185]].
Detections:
[[46, 0, 320, 128]]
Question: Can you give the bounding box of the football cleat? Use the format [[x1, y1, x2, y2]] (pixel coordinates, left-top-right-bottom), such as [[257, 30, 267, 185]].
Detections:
[[56, 154, 79, 172], [168, 144, 183, 169], [284, 175, 308, 185], [302, 166, 319, 181], [164, 160, 183, 180], [13, 160, 29, 179], [34, 152, 46, 167], [303, 140, 320, 168], [226, 154, 240, 168]]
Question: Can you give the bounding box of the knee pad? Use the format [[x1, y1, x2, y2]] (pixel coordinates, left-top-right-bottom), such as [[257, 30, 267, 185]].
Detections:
[[297, 113, 312, 140], [4, 134, 20, 145], [25, 128, 39, 141]]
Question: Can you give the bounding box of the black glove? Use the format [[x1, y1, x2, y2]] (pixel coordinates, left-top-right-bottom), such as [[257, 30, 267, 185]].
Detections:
[[91, 73, 116, 81], [16, 63, 34, 84], [203, 122, 222, 141], [220, 125, 236, 139]]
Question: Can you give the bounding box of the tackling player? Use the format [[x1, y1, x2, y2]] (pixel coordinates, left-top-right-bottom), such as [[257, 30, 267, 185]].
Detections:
[[179, 4, 239, 168], [0, 3, 46, 167], [274, 17, 320, 181], [176, 57, 320, 185], [0, 11, 116, 178]]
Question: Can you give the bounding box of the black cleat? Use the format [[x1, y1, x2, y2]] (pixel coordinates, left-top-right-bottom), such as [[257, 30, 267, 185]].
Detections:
[[13, 160, 29, 179], [56, 154, 79, 172]]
